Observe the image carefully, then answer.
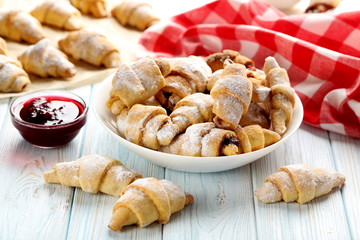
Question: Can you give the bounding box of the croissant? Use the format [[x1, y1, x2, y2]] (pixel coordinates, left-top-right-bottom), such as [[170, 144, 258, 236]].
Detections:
[[160, 122, 240, 157], [234, 125, 280, 154], [255, 163, 346, 204], [70, 0, 107, 18], [155, 56, 212, 111], [157, 93, 214, 146], [116, 104, 171, 150], [18, 39, 76, 78], [305, 0, 340, 13], [111, 0, 160, 31], [0, 10, 45, 44], [207, 69, 270, 103], [43, 154, 142, 197], [204, 49, 255, 72], [31, 0, 83, 30], [58, 30, 121, 68], [0, 55, 30, 93], [210, 60, 253, 130], [0, 37, 7, 55], [264, 57, 295, 135], [239, 103, 270, 129], [106, 57, 170, 114], [109, 177, 193, 231]]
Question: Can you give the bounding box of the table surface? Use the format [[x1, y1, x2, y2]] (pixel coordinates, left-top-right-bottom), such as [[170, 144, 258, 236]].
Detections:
[[1, 0, 360, 239]]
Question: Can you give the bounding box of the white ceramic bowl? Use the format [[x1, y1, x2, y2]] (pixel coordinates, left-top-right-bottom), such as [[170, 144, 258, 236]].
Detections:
[[93, 74, 304, 173]]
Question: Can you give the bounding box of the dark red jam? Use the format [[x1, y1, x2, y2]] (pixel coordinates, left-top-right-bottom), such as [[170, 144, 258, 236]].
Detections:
[[19, 97, 83, 126], [11, 94, 87, 148]]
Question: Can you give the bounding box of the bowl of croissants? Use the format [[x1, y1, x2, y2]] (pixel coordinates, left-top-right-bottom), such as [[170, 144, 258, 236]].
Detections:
[[93, 50, 304, 173]]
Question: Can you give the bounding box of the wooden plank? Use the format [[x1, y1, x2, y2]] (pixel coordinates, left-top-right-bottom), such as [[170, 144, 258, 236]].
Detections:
[[329, 132, 360, 239], [66, 84, 165, 239], [0, 86, 92, 240], [0, 98, 10, 129], [251, 124, 351, 239], [163, 166, 257, 240]]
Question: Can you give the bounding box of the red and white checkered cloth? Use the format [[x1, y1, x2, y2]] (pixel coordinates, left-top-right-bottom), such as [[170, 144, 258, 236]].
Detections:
[[138, 0, 360, 138]]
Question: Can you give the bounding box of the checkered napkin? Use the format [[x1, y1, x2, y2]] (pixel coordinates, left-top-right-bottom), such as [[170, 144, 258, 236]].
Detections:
[[138, 0, 360, 138]]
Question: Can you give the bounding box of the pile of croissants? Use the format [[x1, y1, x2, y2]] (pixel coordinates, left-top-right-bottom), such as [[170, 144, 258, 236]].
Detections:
[[0, 0, 159, 93], [43, 154, 345, 231], [105, 50, 296, 157]]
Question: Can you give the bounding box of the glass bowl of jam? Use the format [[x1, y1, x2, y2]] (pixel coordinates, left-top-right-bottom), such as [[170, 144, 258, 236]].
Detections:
[[10, 90, 88, 148]]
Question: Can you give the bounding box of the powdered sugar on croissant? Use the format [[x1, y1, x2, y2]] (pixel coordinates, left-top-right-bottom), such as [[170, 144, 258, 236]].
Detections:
[[255, 163, 345, 204], [18, 39, 76, 78]]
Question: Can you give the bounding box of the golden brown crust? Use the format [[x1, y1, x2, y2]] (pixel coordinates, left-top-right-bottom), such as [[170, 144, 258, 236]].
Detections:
[[31, 0, 83, 30], [18, 39, 76, 78], [255, 164, 346, 204], [0, 10, 45, 44], [0, 55, 30, 93], [58, 30, 121, 68], [108, 178, 193, 231], [204, 49, 255, 72], [70, 0, 107, 18], [112, 0, 160, 31], [43, 154, 142, 197], [0, 37, 7, 55]]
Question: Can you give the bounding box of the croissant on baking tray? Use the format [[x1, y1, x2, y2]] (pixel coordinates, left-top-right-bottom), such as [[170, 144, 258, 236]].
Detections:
[[112, 0, 160, 31], [18, 39, 76, 78], [264, 57, 295, 135], [0, 37, 7, 55], [116, 104, 171, 150], [0, 10, 45, 44], [155, 56, 212, 111], [160, 122, 240, 157], [157, 93, 214, 146], [106, 57, 171, 114], [204, 49, 255, 72], [58, 30, 121, 68], [31, 0, 83, 30], [70, 0, 107, 18], [0, 55, 30, 93], [109, 177, 194, 231], [305, 0, 341, 13], [210, 60, 253, 130], [255, 163, 346, 204], [43, 154, 142, 197]]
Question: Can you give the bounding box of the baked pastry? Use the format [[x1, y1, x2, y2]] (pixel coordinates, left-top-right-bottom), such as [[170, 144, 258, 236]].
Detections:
[[106, 57, 170, 114], [207, 69, 271, 103], [210, 60, 253, 130], [160, 122, 240, 157], [58, 30, 121, 68], [234, 125, 280, 154], [0, 10, 45, 44], [111, 0, 160, 31], [43, 154, 142, 197], [109, 177, 193, 231], [255, 163, 346, 204], [31, 0, 83, 30], [157, 93, 214, 146], [116, 104, 171, 150], [18, 39, 76, 78], [0, 55, 30, 93], [264, 57, 295, 135], [305, 0, 340, 13], [239, 102, 270, 129], [204, 49, 255, 72], [0, 37, 7, 55], [70, 0, 107, 18], [155, 56, 212, 111]]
